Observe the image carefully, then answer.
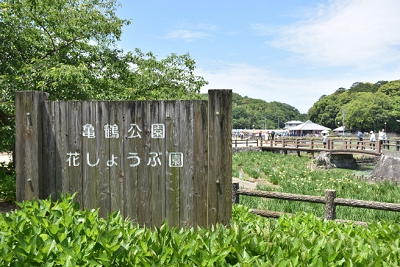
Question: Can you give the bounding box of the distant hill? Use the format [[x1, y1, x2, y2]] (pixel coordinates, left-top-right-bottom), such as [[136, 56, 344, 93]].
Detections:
[[201, 92, 306, 129], [308, 80, 400, 133]]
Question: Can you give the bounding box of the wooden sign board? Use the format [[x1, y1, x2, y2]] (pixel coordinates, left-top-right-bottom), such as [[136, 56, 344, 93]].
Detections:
[[15, 90, 232, 228]]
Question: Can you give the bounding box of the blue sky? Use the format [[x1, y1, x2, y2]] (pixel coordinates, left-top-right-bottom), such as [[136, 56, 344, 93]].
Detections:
[[115, 0, 400, 113]]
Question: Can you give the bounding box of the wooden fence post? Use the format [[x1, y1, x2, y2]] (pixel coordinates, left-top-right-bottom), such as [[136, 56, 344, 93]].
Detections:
[[325, 189, 336, 220], [15, 91, 49, 202], [207, 89, 232, 226]]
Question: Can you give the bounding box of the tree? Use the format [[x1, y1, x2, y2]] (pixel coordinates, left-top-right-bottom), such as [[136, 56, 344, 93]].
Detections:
[[0, 0, 207, 152], [340, 92, 391, 132], [308, 94, 340, 129], [307, 80, 400, 133], [122, 49, 207, 101], [378, 80, 400, 96], [230, 94, 304, 129], [334, 87, 346, 95]]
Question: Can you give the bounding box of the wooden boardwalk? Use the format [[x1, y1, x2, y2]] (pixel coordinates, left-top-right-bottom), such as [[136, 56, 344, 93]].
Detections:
[[233, 138, 400, 157]]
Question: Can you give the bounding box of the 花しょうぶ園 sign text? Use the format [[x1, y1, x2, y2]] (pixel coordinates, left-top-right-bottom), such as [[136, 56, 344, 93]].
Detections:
[[66, 123, 183, 168]]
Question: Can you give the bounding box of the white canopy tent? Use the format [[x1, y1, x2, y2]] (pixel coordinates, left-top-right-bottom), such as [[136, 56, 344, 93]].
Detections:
[[333, 126, 349, 136], [290, 120, 330, 136]]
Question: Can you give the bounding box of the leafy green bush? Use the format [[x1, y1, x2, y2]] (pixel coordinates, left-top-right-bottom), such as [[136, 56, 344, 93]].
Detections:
[[2, 196, 400, 266], [0, 161, 15, 201]]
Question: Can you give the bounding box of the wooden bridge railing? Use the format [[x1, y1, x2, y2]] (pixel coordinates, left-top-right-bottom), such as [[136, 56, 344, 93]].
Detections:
[[260, 138, 382, 152], [232, 139, 259, 147], [232, 137, 400, 156], [232, 184, 400, 226]]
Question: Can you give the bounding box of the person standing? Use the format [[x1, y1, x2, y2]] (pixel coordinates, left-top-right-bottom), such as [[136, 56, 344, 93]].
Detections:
[[378, 129, 387, 149], [271, 131, 275, 140], [322, 133, 328, 148], [357, 130, 364, 149], [369, 131, 376, 150]]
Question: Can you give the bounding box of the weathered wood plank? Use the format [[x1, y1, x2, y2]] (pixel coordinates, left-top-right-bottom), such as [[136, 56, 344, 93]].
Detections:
[[15, 92, 26, 202], [158, 101, 167, 225], [123, 101, 139, 221], [82, 101, 100, 210], [57, 101, 69, 200], [208, 90, 232, 226], [16, 90, 233, 228], [52, 101, 62, 201], [67, 101, 82, 204], [237, 189, 325, 203], [109, 101, 124, 215], [15, 91, 48, 201], [335, 198, 400, 212], [148, 101, 165, 226], [193, 100, 209, 227], [98, 101, 110, 217], [137, 101, 152, 227], [165, 101, 180, 227], [42, 101, 56, 200], [179, 101, 195, 228]]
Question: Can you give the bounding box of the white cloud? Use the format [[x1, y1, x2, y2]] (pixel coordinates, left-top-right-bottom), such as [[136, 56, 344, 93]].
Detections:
[[197, 62, 400, 114], [165, 23, 217, 42], [261, 0, 400, 68], [197, 63, 328, 113], [195, 1, 400, 114], [165, 29, 211, 42]]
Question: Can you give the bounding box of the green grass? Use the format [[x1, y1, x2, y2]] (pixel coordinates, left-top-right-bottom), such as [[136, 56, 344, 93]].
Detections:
[[233, 151, 400, 223]]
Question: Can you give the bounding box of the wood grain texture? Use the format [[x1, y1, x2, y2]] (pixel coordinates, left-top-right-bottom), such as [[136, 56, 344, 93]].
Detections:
[[16, 90, 233, 228]]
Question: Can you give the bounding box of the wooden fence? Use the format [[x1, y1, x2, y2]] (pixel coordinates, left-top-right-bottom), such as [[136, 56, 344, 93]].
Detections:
[[232, 184, 400, 226], [15, 90, 232, 228], [232, 139, 259, 147], [261, 138, 381, 154]]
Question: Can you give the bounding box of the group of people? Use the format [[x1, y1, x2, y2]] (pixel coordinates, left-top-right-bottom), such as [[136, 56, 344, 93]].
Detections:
[[358, 129, 387, 150], [321, 129, 387, 150]]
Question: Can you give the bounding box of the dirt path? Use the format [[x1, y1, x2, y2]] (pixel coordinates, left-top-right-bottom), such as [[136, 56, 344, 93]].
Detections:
[[232, 178, 258, 189]]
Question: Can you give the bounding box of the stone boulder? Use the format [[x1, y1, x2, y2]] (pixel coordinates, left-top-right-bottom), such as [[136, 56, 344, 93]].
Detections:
[[331, 154, 358, 169], [371, 155, 400, 182], [313, 151, 336, 169], [313, 152, 359, 169]]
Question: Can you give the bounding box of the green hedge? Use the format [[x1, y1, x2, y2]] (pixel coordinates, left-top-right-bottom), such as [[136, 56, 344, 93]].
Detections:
[[1, 194, 400, 266]]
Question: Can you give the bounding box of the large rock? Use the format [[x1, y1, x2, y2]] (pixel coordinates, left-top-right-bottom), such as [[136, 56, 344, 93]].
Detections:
[[313, 151, 336, 169], [331, 154, 358, 169], [313, 152, 359, 169], [371, 155, 400, 182]]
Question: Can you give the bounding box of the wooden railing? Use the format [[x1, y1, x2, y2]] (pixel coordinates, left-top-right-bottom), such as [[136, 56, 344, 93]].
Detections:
[[232, 183, 400, 226], [232, 137, 400, 156], [232, 139, 260, 147], [260, 138, 382, 154]]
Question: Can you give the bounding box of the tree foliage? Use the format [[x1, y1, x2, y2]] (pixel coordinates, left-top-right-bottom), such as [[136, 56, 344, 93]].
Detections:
[[0, 0, 207, 152], [308, 80, 400, 133], [230, 93, 306, 129]]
